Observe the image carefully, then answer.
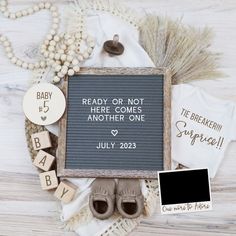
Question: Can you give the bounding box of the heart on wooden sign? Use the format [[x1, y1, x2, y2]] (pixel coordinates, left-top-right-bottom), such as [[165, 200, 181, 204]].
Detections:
[[41, 116, 47, 121], [23, 83, 66, 125], [111, 129, 118, 137]]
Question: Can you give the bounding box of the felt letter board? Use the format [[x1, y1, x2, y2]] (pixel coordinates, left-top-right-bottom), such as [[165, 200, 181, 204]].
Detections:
[[58, 68, 171, 178]]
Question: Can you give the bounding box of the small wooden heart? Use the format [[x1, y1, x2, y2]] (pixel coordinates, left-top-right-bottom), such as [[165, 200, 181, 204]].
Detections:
[[111, 129, 118, 137]]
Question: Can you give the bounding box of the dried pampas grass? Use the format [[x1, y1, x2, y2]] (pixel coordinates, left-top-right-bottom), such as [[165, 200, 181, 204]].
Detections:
[[139, 15, 224, 84]]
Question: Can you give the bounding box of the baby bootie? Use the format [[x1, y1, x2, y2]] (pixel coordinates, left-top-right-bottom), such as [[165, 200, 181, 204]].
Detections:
[[89, 178, 116, 220], [116, 179, 144, 219]]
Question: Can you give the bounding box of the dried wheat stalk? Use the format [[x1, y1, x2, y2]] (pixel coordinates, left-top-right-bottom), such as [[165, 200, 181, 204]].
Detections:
[[139, 15, 224, 84]]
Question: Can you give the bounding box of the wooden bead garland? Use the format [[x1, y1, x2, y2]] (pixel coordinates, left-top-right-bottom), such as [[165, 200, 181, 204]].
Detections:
[[0, 0, 60, 71], [41, 32, 95, 83], [0, 0, 95, 84], [0, 0, 140, 84]]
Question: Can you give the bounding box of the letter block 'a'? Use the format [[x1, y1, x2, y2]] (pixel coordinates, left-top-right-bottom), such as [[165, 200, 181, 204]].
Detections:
[[39, 170, 58, 190], [31, 131, 52, 150], [33, 150, 55, 171]]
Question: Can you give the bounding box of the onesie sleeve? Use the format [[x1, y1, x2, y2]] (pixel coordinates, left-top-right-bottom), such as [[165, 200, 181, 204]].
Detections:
[[172, 83, 195, 105], [172, 84, 181, 99]]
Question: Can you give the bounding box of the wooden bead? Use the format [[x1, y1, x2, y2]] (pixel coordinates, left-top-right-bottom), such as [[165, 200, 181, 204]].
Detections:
[[54, 180, 77, 203], [16, 59, 22, 66], [49, 40, 56, 46], [61, 65, 68, 71], [61, 44, 67, 50], [50, 29, 56, 35], [3, 40, 10, 46], [0, 0, 7, 7], [44, 2, 51, 9], [0, 35, 7, 42], [39, 170, 58, 190], [33, 5, 40, 12], [66, 55, 73, 62], [57, 72, 64, 78], [83, 52, 89, 59], [16, 11, 22, 18], [60, 54, 67, 61], [38, 3, 45, 9], [54, 53, 60, 60], [73, 66, 80, 73], [52, 12, 58, 17], [22, 62, 28, 69], [40, 61, 46, 67], [55, 65, 61, 72], [89, 41, 95, 48], [64, 61, 70, 67], [53, 76, 61, 83], [22, 9, 28, 16], [50, 6, 57, 12], [43, 51, 49, 57], [48, 45, 55, 52], [27, 7, 33, 14], [28, 63, 34, 70], [78, 55, 83, 61], [7, 52, 13, 58], [87, 47, 93, 54], [11, 57, 17, 63], [34, 62, 40, 69], [53, 35, 60, 42], [47, 34, 53, 40], [5, 46, 12, 52], [52, 23, 58, 30], [33, 150, 55, 171], [72, 59, 79, 66], [68, 69, 75, 76], [49, 53, 55, 59], [53, 18, 59, 24], [31, 131, 52, 151]]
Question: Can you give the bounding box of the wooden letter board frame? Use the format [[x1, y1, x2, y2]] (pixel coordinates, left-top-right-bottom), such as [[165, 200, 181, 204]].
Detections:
[[58, 67, 171, 178]]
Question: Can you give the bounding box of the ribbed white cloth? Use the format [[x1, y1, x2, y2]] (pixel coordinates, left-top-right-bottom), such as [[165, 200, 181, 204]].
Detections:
[[47, 12, 155, 236]]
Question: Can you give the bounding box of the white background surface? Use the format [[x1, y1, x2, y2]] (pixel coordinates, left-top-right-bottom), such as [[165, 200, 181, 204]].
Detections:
[[0, 0, 236, 235]]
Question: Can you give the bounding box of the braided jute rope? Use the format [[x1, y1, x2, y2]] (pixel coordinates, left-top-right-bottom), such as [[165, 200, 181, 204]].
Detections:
[[25, 118, 58, 163]]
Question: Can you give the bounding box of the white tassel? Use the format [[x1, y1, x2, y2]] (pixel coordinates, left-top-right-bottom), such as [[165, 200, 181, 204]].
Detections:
[[64, 205, 93, 231]]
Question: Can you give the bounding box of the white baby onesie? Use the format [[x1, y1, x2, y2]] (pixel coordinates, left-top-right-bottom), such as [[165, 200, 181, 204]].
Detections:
[[172, 84, 236, 178]]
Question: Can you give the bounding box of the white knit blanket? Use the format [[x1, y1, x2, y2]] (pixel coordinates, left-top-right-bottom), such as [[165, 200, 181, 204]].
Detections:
[[40, 4, 159, 236]]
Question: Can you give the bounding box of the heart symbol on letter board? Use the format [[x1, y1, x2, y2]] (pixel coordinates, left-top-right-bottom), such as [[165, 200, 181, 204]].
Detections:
[[111, 129, 118, 137]]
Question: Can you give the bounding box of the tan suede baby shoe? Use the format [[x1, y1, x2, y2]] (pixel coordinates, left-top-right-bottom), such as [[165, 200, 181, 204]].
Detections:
[[116, 179, 144, 219], [89, 178, 116, 220]]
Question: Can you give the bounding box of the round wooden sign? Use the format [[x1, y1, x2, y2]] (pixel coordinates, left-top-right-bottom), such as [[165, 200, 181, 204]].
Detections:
[[23, 83, 66, 125]]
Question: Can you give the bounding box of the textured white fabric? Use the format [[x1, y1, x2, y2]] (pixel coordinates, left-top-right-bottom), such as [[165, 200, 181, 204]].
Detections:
[[83, 12, 155, 68], [55, 12, 155, 236], [172, 84, 236, 178]]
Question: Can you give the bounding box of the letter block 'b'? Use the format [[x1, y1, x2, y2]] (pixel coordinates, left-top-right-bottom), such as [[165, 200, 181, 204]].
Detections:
[[31, 131, 52, 151], [39, 170, 58, 190]]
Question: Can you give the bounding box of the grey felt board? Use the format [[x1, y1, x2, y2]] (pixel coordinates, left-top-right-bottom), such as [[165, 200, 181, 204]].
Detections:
[[65, 74, 164, 171]]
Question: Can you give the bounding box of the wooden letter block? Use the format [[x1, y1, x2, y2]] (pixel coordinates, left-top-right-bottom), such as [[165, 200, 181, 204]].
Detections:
[[33, 150, 55, 171], [31, 131, 52, 150], [54, 180, 77, 203], [39, 170, 58, 190]]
